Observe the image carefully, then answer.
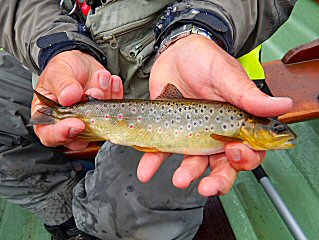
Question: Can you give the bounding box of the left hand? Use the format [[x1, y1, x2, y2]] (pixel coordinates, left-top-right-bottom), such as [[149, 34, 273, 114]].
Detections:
[[137, 35, 292, 196]]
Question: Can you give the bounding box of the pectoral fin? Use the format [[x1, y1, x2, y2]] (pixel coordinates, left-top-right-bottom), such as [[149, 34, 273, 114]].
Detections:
[[210, 133, 243, 143], [132, 145, 161, 152]]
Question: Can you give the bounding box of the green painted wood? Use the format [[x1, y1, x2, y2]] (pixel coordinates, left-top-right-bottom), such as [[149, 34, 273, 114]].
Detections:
[[221, 0, 319, 239], [0, 199, 50, 240]]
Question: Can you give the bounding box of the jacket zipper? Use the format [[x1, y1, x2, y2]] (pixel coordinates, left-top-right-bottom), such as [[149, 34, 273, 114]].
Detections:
[[95, 14, 158, 49]]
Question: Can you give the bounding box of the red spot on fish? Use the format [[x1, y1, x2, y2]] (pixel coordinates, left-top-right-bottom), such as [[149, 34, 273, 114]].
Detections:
[[105, 115, 111, 119], [129, 124, 134, 129], [186, 132, 193, 138], [90, 119, 95, 124], [117, 114, 123, 120], [137, 116, 143, 122]]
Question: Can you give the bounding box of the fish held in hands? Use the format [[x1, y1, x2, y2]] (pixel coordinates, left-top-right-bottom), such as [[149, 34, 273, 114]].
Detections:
[[29, 84, 297, 154]]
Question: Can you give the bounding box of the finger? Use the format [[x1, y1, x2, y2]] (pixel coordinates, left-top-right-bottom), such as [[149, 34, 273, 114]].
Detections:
[[64, 139, 89, 151], [84, 88, 105, 99], [137, 152, 171, 183], [92, 69, 112, 99], [110, 75, 124, 99], [172, 155, 209, 189], [34, 118, 85, 147], [225, 143, 266, 171], [221, 74, 293, 117], [198, 155, 238, 196]]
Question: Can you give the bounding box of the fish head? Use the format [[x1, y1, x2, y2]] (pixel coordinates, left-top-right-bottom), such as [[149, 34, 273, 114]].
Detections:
[[239, 117, 297, 150]]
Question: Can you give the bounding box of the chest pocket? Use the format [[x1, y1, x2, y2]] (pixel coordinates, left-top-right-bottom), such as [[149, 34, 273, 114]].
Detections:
[[86, 0, 174, 99]]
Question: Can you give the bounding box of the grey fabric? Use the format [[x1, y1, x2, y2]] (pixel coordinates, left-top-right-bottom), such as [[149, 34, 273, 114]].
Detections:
[[73, 143, 206, 240], [0, 51, 78, 226]]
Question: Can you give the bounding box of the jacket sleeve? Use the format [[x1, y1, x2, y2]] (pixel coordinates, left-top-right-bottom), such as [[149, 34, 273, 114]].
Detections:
[[0, 1, 105, 74], [155, 0, 297, 57]]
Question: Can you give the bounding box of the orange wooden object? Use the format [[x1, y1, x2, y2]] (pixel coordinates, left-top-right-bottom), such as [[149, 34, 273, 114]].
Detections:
[[264, 39, 319, 124]]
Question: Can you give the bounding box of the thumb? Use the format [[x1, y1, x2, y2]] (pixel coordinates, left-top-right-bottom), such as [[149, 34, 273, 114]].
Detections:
[[238, 86, 293, 117], [222, 77, 293, 117], [57, 82, 83, 106], [41, 56, 84, 106]]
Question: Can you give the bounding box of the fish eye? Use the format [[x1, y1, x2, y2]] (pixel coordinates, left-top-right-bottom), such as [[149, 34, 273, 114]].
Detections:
[[273, 122, 286, 134]]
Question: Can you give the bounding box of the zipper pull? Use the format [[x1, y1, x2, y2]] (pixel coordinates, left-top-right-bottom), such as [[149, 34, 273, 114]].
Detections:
[[103, 33, 118, 49], [129, 44, 143, 58]]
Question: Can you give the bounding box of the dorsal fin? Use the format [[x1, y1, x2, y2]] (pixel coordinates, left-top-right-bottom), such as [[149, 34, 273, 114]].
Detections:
[[155, 84, 184, 99], [34, 90, 61, 107]]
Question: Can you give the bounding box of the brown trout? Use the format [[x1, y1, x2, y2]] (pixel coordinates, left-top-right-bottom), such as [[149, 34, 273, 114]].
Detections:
[[29, 84, 296, 154]]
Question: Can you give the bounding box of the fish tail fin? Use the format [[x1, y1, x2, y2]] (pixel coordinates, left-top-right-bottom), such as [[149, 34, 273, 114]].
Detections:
[[34, 90, 61, 108], [27, 109, 56, 126], [27, 90, 61, 126]]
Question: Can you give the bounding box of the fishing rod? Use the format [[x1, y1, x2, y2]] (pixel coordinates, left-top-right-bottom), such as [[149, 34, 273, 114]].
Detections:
[[252, 166, 308, 240]]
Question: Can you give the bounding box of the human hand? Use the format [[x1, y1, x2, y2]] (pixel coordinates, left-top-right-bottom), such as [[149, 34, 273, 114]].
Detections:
[[32, 50, 123, 150], [137, 35, 293, 196]]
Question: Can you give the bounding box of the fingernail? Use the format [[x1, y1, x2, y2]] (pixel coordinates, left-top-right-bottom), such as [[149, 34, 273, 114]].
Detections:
[[99, 73, 110, 90], [91, 91, 104, 99], [228, 149, 241, 161], [269, 96, 291, 101], [69, 128, 82, 138], [112, 77, 121, 92]]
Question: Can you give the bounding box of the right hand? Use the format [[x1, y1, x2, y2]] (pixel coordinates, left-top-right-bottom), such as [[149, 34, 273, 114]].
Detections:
[[32, 50, 123, 150]]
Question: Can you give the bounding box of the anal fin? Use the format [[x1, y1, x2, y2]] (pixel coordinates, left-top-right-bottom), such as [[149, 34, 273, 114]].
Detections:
[[77, 130, 106, 141], [132, 145, 161, 152]]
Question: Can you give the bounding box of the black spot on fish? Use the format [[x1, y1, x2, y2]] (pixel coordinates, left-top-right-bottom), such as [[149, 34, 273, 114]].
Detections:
[[219, 109, 224, 114]]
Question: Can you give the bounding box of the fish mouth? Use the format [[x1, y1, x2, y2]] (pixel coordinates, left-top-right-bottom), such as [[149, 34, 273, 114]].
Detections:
[[287, 138, 297, 146]]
